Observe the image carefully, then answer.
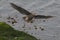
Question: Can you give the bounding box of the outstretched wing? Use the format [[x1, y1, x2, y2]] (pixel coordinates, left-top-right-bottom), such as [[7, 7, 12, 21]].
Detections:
[[34, 15, 53, 19], [10, 3, 31, 15]]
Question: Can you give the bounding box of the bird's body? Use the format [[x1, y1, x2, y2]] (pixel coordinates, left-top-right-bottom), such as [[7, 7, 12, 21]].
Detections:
[[10, 3, 54, 23], [23, 14, 34, 23]]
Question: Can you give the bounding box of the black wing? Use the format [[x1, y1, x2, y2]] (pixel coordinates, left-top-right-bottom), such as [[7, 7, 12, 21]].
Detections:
[[10, 3, 31, 15], [34, 15, 53, 19]]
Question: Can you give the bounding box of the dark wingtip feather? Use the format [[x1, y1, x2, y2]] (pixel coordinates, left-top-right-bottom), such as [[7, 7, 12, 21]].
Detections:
[[46, 16, 53, 18], [10, 3, 15, 7], [34, 15, 55, 19], [10, 3, 13, 5], [10, 3, 16, 6], [10, 3, 31, 15], [45, 16, 55, 19], [10, 3, 18, 8]]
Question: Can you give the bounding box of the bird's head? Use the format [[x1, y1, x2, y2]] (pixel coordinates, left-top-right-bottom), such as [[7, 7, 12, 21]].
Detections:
[[23, 16, 28, 21]]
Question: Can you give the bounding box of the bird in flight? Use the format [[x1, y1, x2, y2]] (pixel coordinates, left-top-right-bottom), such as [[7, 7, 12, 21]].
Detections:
[[10, 3, 54, 23]]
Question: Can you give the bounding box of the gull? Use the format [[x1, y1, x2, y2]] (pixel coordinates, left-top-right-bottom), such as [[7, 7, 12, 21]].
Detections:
[[10, 3, 54, 23]]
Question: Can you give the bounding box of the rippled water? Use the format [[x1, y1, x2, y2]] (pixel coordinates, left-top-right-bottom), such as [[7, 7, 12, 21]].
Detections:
[[0, 0, 60, 40]]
